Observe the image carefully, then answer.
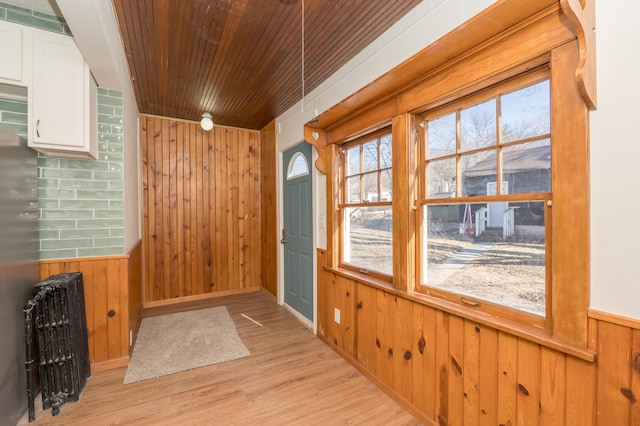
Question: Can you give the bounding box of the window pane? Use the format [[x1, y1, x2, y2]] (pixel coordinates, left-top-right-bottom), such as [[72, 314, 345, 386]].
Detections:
[[380, 169, 392, 201], [460, 151, 495, 196], [344, 206, 392, 275], [363, 141, 378, 172], [347, 176, 360, 203], [461, 99, 496, 151], [422, 201, 545, 316], [347, 145, 360, 176], [502, 140, 550, 194], [428, 158, 456, 198], [362, 172, 378, 202], [380, 134, 392, 168], [502, 80, 550, 143], [427, 113, 456, 159], [287, 153, 308, 179]]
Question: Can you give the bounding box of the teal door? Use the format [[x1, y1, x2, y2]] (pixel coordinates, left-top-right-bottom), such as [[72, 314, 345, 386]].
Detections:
[[282, 142, 313, 321]]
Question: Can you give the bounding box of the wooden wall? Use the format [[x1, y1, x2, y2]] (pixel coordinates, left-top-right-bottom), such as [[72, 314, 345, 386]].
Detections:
[[260, 120, 277, 298], [317, 249, 640, 425], [141, 115, 262, 304], [39, 240, 142, 370]]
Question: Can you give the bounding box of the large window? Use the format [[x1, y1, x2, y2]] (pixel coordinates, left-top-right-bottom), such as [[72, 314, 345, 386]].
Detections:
[[340, 130, 393, 277], [418, 70, 551, 324]]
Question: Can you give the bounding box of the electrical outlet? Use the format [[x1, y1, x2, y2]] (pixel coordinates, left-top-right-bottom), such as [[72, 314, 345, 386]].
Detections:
[[334, 308, 341, 324]]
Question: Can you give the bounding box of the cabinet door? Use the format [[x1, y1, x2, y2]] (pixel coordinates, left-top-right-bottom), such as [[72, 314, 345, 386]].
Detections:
[[31, 31, 89, 153], [0, 20, 23, 83]]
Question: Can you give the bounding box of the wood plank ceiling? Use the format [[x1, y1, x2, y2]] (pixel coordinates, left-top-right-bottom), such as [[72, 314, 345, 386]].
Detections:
[[112, 0, 422, 130]]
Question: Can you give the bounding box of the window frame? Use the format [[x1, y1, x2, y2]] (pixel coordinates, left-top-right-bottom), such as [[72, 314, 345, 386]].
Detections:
[[338, 128, 393, 281], [315, 8, 592, 347], [415, 68, 552, 329]]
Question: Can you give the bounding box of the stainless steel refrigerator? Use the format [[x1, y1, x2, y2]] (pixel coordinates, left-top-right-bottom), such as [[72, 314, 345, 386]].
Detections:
[[0, 125, 39, 425]]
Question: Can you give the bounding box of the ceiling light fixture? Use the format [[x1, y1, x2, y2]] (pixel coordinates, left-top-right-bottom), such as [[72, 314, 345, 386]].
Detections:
[[200, 112, 214, 131]]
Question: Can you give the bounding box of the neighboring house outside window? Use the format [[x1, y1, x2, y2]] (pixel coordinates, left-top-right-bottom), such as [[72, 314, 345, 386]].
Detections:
[[417, 69, 551, 326]]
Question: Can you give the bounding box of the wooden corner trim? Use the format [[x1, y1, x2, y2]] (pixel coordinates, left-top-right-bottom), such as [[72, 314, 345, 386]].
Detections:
[[588, 308, 640, 330], [303, 126, 328, 174], [560, 0, 597, 109]]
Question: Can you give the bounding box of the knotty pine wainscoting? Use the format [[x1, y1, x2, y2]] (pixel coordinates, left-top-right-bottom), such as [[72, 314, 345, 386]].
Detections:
[[317, 249, 640, 425], [39, 241, 142, 370], [141, 115, 264, 306]]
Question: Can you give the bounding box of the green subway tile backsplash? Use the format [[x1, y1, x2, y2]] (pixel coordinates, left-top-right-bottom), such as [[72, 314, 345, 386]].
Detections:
[[39, 219, 77, 229], [77, 218, 123, 229], [39, 229, 59, 240], [97, 114, 123, 125], [37, 87, 125, 258], [58, 159, 110, 171], [39, 199, 59, 209], [41, 238, 93, 250], [38, 188, 77, 199], [0, 4, 125, 260], [39, 249, 78, 260], [77, 247, 121, 257], [110, 228, 124, 237], [60, 199, 110, 209], [37, 157, 59, 168], [60, 228, 110, 239], [40, 168, 93, 179], [0, 85, 125, 259], [41, 209, 94, 219], [93, 171, 123, 181], [0, 99, 28, 113], [95, 209, 124, 219], [59, 179, 110, 190], [93, 237, 124, 248]]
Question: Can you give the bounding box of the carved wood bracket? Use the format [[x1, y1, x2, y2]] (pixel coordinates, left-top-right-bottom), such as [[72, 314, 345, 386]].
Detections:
[[560, 0, 597, 110], [304, 126, 328, 174]]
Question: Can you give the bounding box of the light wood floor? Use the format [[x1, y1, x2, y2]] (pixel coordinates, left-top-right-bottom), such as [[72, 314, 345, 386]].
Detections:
[[19, 290, 420, 425]]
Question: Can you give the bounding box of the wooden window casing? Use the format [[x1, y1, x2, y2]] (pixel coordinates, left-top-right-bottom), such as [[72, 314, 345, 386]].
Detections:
[[315, 3, 590, 348]]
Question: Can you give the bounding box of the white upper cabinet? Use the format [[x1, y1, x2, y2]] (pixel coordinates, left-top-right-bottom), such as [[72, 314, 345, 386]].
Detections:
[[0, 20, 26, 84], [30, 29, 96, 158]]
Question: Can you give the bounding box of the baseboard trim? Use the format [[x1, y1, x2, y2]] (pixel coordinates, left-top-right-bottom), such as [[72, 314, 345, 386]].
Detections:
[[143, 286, 261, 309], [92, 356, 129, 372], [589, 308, 640, 330]]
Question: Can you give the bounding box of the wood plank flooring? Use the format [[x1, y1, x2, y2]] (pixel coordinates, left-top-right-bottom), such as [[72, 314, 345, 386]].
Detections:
[[19, 290, 420, 425]]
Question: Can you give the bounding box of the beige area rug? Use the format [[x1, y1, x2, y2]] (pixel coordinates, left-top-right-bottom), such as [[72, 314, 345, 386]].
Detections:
[[123, 306, 250, 384]]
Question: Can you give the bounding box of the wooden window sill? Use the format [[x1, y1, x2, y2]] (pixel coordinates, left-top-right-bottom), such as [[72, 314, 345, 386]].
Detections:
[[323, 265, 597, 362]]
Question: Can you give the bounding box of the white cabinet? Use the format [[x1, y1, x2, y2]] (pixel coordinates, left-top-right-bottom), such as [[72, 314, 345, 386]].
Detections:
[[29, 30, 96, 159], [0, 20, 26, 84]]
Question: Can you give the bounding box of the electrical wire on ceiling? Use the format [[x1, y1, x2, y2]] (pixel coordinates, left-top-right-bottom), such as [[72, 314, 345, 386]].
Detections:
[[301, 0, 305, 112]]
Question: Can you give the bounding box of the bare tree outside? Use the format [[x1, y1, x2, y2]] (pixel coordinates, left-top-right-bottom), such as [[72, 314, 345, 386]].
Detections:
[[422, 78, 551, 316], [343, 133, 393, 275]]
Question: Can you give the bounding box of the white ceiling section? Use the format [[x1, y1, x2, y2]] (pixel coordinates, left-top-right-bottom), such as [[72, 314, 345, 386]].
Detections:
[[54, 0, 124, 89]]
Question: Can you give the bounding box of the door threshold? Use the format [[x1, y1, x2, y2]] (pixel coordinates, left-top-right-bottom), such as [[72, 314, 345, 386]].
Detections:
[[283, 303, 314, 331]]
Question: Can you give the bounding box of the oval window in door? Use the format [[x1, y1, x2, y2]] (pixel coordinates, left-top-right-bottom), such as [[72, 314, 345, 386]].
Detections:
[[287, 152, 309, 180]]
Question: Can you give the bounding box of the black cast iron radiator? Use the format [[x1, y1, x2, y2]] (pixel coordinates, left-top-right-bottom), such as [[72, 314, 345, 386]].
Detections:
[[24, 272, 91, 421]]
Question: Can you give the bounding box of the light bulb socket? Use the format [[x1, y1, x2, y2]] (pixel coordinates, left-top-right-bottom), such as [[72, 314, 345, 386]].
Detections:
[[200, 112, 214, 131]]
